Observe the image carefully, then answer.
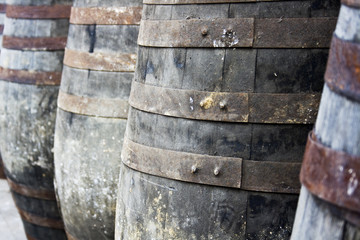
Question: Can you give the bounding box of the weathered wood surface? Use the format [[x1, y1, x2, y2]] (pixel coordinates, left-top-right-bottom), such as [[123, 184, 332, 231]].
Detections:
[[291, 4, 360, 240], [0, 1, 69, 239], [54, 0, 142, 239], [55, 109, 127, 240], [291, 86, 360, 240], [116, 1, 339, 239], [117, 164, 299, 240]]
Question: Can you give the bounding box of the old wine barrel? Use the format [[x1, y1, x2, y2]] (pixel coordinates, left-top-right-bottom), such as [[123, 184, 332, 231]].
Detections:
[[0, 1, 71, 239], [291, 2, 360, 239], [115, 0, 340, 239], [0, 2, 6, 180], [53, 0, 142, 239]]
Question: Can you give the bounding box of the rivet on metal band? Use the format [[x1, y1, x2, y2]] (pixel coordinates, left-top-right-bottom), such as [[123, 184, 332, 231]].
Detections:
[[129, 81, 320, 124], [325, 35, 360, 103], [138, 18, 337, 48], [122, 137, 301, 193], [301, 131, 360, 214]]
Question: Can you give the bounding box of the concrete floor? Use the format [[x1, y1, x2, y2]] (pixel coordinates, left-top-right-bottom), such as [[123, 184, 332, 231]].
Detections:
[[0, 179, 27, 240]]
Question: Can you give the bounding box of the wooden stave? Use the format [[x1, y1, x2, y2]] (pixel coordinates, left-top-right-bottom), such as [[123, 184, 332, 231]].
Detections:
[[0, 2, 70, 239], [54, 109, 127, 240], [53, 0, 142, 239], [117, 163, 299, 240], [116, 1, 339, 239], [291, 3, 360, 239]]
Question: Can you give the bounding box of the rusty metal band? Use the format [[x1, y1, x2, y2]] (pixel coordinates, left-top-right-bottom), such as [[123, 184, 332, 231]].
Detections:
[[66, 231, 78, 240], [129, 81, 320, 124], [122, 138, 301, 193], [301, 131, 360, 214], [138, 18, 336, 48], [2, 36, 67, 50], [70, 7, 142, 25], [7, 178, 56, 200], [26, 234, 37, 240], [17, 207, 64, 229], [143, 0, 275, 4], [63, 48, 136, 72], [0, 4, 6, 13], [0, 67, 61, 85], [6, 5, 71, 19], [325, 35, 360, 102], [57, 91, 129, 118], [342, 0, 360, 8]]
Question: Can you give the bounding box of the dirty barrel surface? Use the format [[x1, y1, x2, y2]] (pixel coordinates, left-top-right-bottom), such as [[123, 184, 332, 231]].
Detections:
[[0, 0, 71, 239], [116, 0, 340, 239], [53, 0, 142, 239], [291, 1, 360, 239]]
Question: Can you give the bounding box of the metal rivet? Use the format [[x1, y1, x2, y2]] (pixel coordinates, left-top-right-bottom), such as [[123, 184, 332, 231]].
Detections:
[[214, 167, 220, 176], [201, 28, 208, 36], [191, 165, 197, 173], [219, 101, 226, 109]]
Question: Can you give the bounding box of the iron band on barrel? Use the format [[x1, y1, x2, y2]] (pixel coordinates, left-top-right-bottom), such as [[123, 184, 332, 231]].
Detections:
[[342, 0, 360, 8], [0, 67, 61, 85], [138, 18, 337, 48], [66, 232, 78, 240], [17, 208, 64, 229], [7, 177, 56, 200], [122, 138, 301, 193], [63, 48, 136, 72], [143, 0, 280, 4], [301, 131, 360, 214], [6, 5, 71, 19], [2, 36, 67, 51], [0, 4, 6, 13], [57, 91, 129, 118], [129, 81, 320, 124], [325, 35, 360, 103], [70, 7, 142, 25]]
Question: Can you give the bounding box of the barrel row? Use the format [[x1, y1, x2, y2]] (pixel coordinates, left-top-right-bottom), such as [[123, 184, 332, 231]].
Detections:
[[54, 1, 142, 239], [0, 1, 71, 239], [292, 2, 360, 239], [115, 1, 340, 239]]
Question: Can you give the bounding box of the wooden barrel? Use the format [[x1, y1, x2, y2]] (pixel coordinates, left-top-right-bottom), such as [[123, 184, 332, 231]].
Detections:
[[0, 1, 71, 239], [291, 2, 360, 239], [53, 0, 142, 239], [115, 0, 340, 239]]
